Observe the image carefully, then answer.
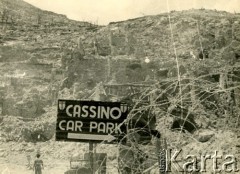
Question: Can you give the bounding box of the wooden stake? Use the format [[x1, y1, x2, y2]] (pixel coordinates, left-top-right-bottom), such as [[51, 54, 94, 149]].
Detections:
[[89, 142, 94, 174]]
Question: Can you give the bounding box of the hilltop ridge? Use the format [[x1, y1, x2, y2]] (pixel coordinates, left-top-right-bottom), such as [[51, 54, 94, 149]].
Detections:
[[0, 0, 85, 25]]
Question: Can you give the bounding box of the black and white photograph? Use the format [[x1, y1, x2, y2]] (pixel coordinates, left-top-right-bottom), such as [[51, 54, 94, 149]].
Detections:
[[0, 0, 240, 173]]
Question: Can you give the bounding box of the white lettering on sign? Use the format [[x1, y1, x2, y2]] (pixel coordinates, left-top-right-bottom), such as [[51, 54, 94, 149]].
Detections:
[[66, 105, 73, 116], [59, 120, 83, 131], [89, 106, 97, 118], [65, 105, 124, 120], [90, 122, 97, 132], [73, 105, 81, 117], [110, 107, 121, 119], [89, 121, 123, 134], [59, 120, 66, 130]]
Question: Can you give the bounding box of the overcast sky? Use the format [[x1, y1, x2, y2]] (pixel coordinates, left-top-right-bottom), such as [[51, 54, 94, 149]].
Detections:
[[24, 0, 240, 25]]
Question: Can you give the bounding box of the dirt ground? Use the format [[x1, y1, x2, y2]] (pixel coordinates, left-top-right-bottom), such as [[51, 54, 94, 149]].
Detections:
[[0, 156, 118, 174], [0, 141, 76, 174], [0, 141, 119, 174], [0, 163, 68, 174], [0, 129, 239, 174], [0, 153, 69, 174]]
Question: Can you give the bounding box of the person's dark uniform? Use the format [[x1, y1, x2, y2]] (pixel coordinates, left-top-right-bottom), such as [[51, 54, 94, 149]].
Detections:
[[33, 154, 44, 174]]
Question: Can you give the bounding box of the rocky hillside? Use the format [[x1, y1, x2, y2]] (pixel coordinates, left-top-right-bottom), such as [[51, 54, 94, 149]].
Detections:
[[0, 0, 240, 173], [0, 0, 101, 118], [0, 0, 86, 25]]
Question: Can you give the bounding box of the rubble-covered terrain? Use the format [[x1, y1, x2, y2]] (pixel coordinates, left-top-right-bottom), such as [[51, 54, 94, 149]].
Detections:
[[0, 0, 240, 173]]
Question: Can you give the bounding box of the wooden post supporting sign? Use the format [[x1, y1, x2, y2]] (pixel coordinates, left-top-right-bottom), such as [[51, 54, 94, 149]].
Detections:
[[89, 142, 94, 174]]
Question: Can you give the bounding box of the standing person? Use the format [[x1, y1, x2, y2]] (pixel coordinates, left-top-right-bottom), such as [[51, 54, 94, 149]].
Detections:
[[26, 153, 31, 169], [33, 154, 44, 174]]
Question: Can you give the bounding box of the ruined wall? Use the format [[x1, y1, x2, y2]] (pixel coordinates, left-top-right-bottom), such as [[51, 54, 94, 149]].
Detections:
[[0, 62, 53, 117], [66, 57, 157, 90]]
